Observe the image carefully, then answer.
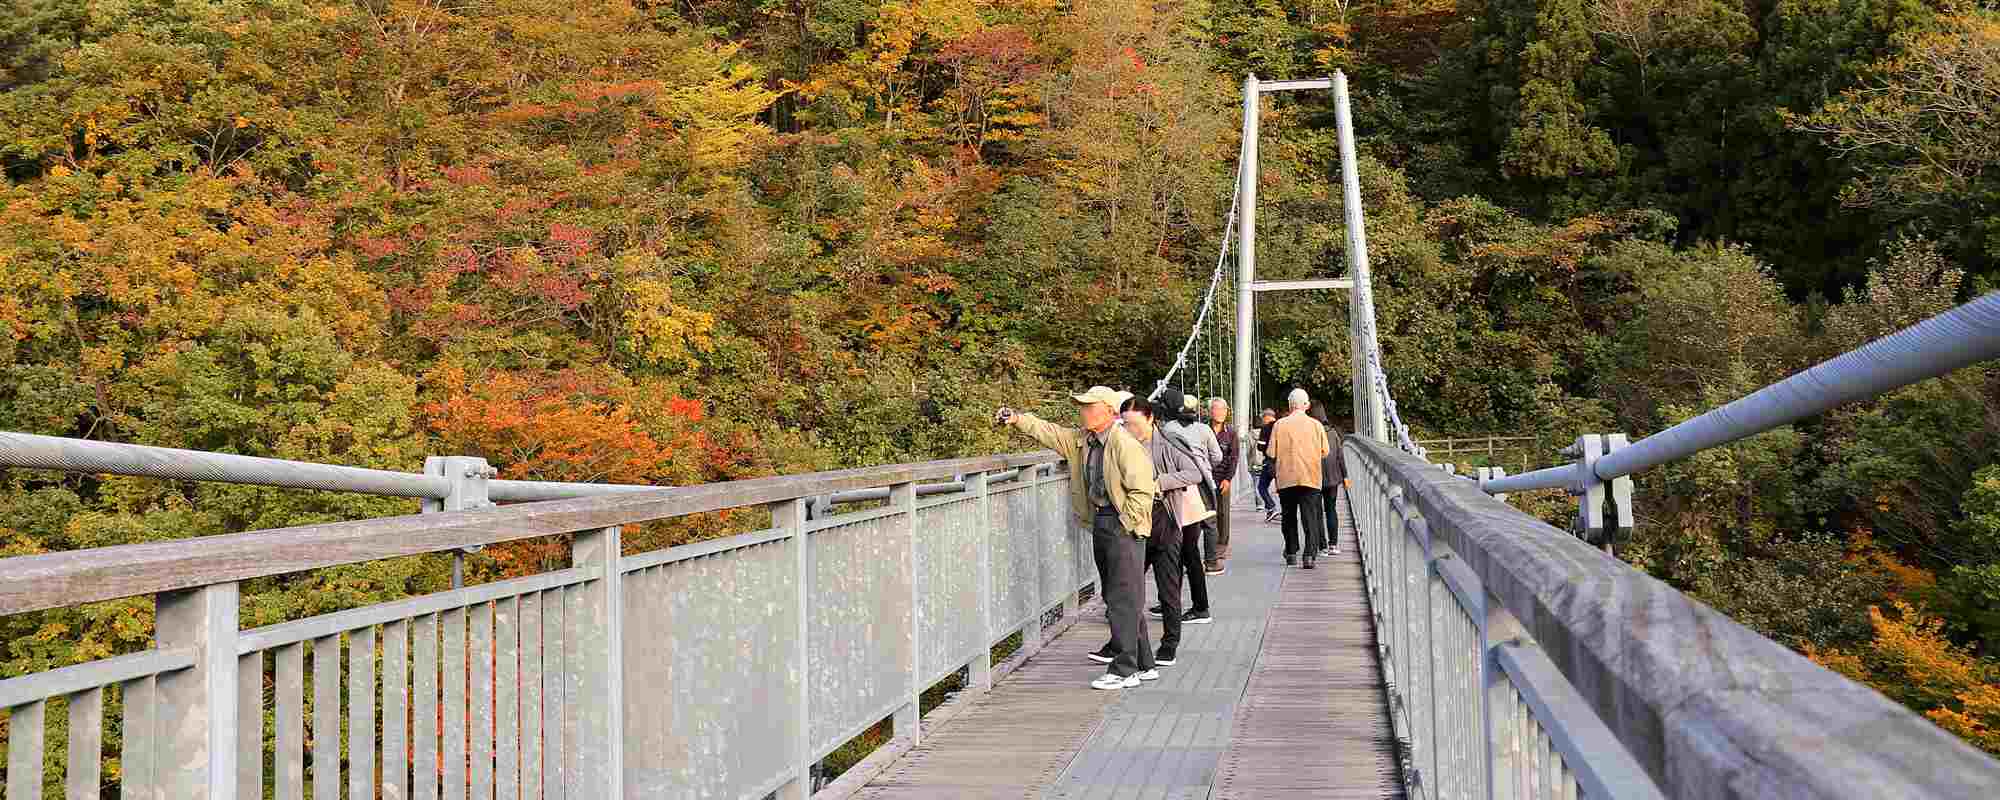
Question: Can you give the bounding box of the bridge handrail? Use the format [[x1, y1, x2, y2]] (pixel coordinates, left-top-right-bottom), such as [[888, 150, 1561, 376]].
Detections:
[[1346, 435, 2000, 799], [0, 448, 1084, 798], [0, 449, 1060, 616], [1486, 291, 2000, 494], [0, 429, 681, 502]]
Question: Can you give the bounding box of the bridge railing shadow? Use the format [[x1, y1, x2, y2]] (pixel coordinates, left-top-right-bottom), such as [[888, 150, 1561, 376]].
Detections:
[[0, 441, 1090, 799]]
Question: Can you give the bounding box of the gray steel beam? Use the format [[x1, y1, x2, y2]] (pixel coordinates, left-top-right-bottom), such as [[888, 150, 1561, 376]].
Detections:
[[0, 431, 451, 498], [1250, 278, 1353, 292], [1594, 291, 2000, 482]]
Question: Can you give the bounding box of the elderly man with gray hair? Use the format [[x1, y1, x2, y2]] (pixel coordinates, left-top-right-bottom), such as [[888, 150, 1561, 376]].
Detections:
[[997, 387, 1160, 689], [1266, 388, 1331, 568]]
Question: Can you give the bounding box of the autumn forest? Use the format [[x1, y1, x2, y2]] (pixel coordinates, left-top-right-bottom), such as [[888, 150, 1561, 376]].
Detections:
[[3, 0, 2000, 775]]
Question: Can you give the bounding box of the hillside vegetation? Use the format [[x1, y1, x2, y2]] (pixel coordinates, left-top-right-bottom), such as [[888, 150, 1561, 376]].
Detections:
[[2, 0, 1998, 773]]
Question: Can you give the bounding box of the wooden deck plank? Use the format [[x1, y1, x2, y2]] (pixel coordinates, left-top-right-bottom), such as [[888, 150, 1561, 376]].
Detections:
[[1211, 493, 1403, 799], [850, 493, 1400, 800]]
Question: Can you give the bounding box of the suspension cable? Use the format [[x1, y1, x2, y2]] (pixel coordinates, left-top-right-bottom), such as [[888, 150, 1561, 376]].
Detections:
[[1150, 156, 1246, 401]]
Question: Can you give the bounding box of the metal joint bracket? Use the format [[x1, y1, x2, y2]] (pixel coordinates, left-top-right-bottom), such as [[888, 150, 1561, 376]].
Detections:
[[425, 455, 494, 587], [1477, 467, 1509, 503], [1569, 435, 1634, 549]]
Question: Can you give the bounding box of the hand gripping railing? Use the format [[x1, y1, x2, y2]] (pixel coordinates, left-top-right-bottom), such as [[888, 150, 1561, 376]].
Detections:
[[0, 448, 1095, 800], [1482, 292, 2000, 543], [1344, 435, 2000, 800]]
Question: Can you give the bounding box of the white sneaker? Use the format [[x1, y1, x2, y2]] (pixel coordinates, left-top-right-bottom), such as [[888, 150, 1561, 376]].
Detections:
[[1135, 669, 1161, 681], [1092, 672, 1141, 690]]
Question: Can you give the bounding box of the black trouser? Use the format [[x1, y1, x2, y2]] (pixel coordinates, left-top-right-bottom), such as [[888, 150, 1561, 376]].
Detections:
[[1197, 482, 1219, 564], [1146, 500, 1185, 652], [1279, 485, 1327, 559], [1179, 522, 1210, 614], [1093, 508, 1153, 676], [1256, 463, 1277, 509], [1320, 482, 1345, 550]]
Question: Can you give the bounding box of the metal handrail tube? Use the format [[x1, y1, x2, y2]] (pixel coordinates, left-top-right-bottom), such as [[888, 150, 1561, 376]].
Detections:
[[0, 430, 453, 498], [1481, 464, 1571, 494], [1595, 291, 2000, 482]]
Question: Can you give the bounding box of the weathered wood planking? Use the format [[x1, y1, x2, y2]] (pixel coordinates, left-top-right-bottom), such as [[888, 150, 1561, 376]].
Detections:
[[853, 603, 1122, 800], [851, 503, 1398, 800], [0, 451, 1060, 615], [1213, 499, 1403, 799]]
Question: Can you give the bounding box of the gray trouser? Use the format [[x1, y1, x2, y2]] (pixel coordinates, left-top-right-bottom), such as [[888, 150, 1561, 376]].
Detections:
[[1215, 484, 1232, 560], [1197, 482, 1219, 564], [1094, 509, 1154, 677]]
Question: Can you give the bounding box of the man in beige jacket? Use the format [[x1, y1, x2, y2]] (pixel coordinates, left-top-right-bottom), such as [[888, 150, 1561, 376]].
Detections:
[[1266, 388, 1331, 568], [998, 387, 1160, 689]]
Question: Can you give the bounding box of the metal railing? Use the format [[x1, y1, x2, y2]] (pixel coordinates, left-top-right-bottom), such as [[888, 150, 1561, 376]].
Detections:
[[0, 442, 1090, 799], [1345, 435, 2000, 800], [1483, 292, 2000, 498]]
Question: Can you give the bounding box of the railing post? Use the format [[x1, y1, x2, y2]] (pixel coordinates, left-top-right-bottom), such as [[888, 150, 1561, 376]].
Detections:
[[424, 455, 494, 588], [893, 482, 922, 744], [776, 497, 811, 800], [967, 473, 994, 691], [571, 526, 623, 797], [1484, 604, 1528, 800], [155, 581, 240, 800]]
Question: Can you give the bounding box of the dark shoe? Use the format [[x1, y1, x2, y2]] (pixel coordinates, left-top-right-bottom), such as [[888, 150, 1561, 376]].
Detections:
[[1184, 610, 1213, 625], [1155, 646, 1177, 665], [1088, 646, 1116, 664], [1148, 603, 1163, 614], [1303, 558, 1316, 570], [1284, 553, 1296, 566]]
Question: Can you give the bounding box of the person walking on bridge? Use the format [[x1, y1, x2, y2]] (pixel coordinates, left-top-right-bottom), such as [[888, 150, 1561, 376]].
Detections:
[[1267, 389, 1330, 568], [1118, 396, 1207, 667], [1312, 408, 1347, 557], [1254, 408, 1279, 520], [997, 388, 1159, 689], [1206, 397, 1239, 573], [1153, 388, 1218, 625]]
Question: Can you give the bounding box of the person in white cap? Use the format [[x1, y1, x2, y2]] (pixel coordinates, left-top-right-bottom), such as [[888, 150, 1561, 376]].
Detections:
[[997, 387, 1159, 689]]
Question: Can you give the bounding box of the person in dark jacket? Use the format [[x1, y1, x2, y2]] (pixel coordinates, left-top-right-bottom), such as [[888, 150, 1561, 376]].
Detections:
[[1255, 408, 1279, 520], [1207, 397, 1239, 573], [1312, 406, 1347, 556], [1120, 397, 1207, 667]]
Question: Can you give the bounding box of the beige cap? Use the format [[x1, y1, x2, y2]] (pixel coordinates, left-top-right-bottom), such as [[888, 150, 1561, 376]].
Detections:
[[1071, 385, 1125, 408]]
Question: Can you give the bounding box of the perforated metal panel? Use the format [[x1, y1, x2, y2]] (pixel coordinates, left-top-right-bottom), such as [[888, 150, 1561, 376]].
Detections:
[[620, 538, 798, 798], [1038, 477, 1077, 608], [914, 497, 984, 684], [988, 483, 1039, 632], [808, 512, 914, 754]]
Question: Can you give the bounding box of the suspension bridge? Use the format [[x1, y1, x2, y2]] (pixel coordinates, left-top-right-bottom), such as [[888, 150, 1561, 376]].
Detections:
[[4, 71, 2000, 800]]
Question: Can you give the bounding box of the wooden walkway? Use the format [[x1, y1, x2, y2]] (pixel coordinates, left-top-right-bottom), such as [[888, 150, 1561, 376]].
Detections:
[[848, 496, 1401, 799]]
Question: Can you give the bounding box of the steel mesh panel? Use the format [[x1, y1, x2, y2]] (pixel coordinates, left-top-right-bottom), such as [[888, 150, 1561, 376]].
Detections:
[[808, 513, 914, 753], [988, 483, 1039, 631], [620, 538, 797, 798], [914, 498, 983, 684]]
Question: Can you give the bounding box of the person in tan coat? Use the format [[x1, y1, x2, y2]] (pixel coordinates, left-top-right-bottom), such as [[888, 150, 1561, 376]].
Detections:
[[1266, 388, 1331, 568], [998, 387, 1160, 689]]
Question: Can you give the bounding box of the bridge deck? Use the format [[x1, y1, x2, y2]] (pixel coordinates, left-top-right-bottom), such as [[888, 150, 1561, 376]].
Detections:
[[851, 498, 1400, 799]]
